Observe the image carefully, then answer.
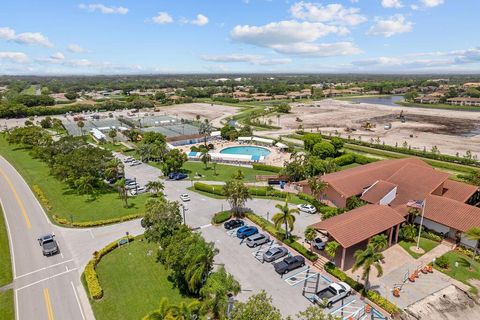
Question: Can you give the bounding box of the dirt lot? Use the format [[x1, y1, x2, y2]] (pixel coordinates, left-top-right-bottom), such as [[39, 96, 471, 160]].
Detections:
[[263, 99, 480, 158]]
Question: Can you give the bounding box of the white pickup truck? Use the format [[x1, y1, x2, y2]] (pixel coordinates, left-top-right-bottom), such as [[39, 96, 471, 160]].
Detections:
[[314, 281, 352, 308]]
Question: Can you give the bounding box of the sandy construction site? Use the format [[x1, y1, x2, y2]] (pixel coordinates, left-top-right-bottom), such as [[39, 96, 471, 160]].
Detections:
[[263, 99, 480, 158], [153, 103, 239, 127]]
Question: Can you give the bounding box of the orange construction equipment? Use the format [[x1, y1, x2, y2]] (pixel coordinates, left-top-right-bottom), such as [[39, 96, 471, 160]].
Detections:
[[365, 304, 372, 313]]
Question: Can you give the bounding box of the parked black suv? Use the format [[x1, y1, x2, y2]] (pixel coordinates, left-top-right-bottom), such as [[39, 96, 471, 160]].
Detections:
[[223, 219, 245, 230]]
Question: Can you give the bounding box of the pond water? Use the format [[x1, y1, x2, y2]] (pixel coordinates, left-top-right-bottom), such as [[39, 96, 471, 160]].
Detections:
[[346, 95, 404, 107]]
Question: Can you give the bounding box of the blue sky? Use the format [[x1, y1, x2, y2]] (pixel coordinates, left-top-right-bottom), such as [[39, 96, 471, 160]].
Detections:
[[0, 0, 479, 74]]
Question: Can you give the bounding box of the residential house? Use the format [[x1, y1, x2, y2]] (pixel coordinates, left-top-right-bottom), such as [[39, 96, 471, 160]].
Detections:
[[447, 97, 480, 106]]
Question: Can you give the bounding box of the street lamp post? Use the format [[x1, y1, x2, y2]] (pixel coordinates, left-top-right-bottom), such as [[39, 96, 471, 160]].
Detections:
[[182, 204, 187, 225], [134, 177, 138, 194]]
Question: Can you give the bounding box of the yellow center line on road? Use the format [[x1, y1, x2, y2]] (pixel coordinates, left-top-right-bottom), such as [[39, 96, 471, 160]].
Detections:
[[43, 288, 55, 320], [0, 167, 32, 229]]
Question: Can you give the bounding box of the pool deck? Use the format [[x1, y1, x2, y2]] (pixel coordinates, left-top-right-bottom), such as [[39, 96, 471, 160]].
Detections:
[[177, 140, 290, 167]]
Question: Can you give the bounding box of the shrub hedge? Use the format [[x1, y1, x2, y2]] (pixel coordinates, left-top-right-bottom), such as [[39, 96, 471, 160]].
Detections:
[[245, 212, 318, 262], [211, 211, 232, 224], [194, 182, 225, 196], [52, 213, 143, 228], [32, 184, 52, 210], [252, 163, 282, 173], [84, 236, 135, 299], [324, 262, 399, 315]]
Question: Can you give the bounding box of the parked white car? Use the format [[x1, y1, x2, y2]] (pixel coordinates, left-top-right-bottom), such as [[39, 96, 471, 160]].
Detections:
[[297, 204, 317, 214], [180, 193, 191, 202]]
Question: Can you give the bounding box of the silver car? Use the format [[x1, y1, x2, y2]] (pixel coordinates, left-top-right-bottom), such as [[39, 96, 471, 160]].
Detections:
[[262, 246, 288, 262], [245, 233, 270, 248]]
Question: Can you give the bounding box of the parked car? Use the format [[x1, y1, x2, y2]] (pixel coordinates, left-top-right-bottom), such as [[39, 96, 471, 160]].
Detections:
[[246, 233, 270, 248], [129, 160, 142, 167], [131, 187, 145, 195], [273, 255, 305, 274], [297, 204, 317, 214], [168, 172, 188, 180], [124, 157, 134, 163], [224, 219, 245, 230], [263, 246, 288, 262], [236, 226, 258, 239], [37, 233, 59, 256], [312, 238, 326, 250], [180, 193, 191, 202], [314, 282, 351, 308]]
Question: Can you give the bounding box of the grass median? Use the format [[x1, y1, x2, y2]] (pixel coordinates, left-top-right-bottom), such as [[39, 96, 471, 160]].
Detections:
[[0, 136, 147, 224], [0, 289, 14, 320], [0, 205, 12, 287], [90, 239, 194, 320]]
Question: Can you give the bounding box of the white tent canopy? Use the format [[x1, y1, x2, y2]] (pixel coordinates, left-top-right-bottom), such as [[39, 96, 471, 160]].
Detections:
[[275, 142, 288, 149], [252, 137, 274, 145]]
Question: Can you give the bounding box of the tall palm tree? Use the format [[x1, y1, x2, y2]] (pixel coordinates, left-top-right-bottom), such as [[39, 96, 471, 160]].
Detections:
[[200, 267, 241, 319], [465, 227, 480, 268], [115, 178, 129, 208], [272, 199, 299, 239], [200, 150, 212, 169], [170, 301, 201, 320], [307, 177, 328, 200], [185, 243, 217, 294], [199, 119, 213, 146], [105, 158, 124, 181], [142, 297, 175, 320], [325, 241, 339, 261], [304, 227, 317, 252], [145, 180, 165, 197], [352, 245, 384, 290], [369, 234, 388, 251]]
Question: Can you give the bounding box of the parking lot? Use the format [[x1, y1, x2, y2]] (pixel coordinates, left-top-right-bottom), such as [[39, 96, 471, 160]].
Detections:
[[115, 158, 382, 318]]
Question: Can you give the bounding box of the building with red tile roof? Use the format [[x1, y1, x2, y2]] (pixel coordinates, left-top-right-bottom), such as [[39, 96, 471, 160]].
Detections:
[[301, 158, 480, 270]]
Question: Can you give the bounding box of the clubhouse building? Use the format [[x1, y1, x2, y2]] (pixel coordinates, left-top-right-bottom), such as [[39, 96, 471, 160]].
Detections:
[[296, 158, 480, 270]]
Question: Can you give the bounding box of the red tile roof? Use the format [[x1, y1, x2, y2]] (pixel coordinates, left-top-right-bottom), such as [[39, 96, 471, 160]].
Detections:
[[424, 195, 480, 232], [442, 180, 478, 203], [318, 158, 430, 198], [360, 180, 397, 204], [310, 205, 405, 248]]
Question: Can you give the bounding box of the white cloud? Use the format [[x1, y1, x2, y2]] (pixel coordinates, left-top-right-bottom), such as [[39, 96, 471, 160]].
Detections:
[[201, 54, 291, 65], [271, 42, 361, 56], [290, 2, 367, 26], [420, 0, 444, 7], [191, 14, 209, 26], [381, 0, 403, 8], [78, 3, 128, 15], [152, 12, 173, 25], [0, 52, 29, 63], [367, 14, 413, 37], [0, 27, 53, 47], [67, 44, 86, 53], [231, 20, 359, 57], [50, 52, 65, 61]]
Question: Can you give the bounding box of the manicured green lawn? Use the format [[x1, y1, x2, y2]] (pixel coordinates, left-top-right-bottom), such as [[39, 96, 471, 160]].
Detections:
[[0, 136, 148, 223], [434, 251, 480, 294], [181, 161, 275, 182], [21, 85, 37, 95], [91, 239, 193, 320], [0, 289, 14, 320], [0, 205, 13, 287], [399, 237, 440, 259]]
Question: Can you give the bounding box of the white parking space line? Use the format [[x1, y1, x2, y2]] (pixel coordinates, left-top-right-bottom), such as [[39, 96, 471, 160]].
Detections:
[[15, 259, 74, 279], [16, 268, 78, 291], [71, 281, 86, 320]]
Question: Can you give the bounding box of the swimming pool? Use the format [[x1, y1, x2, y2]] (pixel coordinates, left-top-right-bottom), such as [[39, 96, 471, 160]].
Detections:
[[220, 146, 271, 158]]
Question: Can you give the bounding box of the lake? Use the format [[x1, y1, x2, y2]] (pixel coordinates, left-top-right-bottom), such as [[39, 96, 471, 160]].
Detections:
[[345, 95, 404, 107]]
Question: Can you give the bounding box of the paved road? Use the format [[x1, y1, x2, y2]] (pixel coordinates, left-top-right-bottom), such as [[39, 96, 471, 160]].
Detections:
[[0, 156, 144, 320], [0, 154, 323, 320]]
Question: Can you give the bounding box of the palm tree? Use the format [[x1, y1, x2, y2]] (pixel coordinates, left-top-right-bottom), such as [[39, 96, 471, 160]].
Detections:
[[143, 297, 175, 320], [307, 177, 328, 200], [77, 120, 85, 136], [200, 267, 241, 319], [199, 119, 213, 146], [105, 158, 124, 181], [232, 169, 244, 180], [352, 245, 384, 290], [74, 176, 95, 196], [369, 234, 388, 251], [170, 301, 201, 320], [304, 227, 317, 252], [200, 150, 212, 169], [185, 243, 217, 294], [108, 129, 117, 143], [212, 162, 218, 176], [115, 178, 129, 208], [325, 241, 339, 261], [272, 199, 299, 239], [145, 179, 165, 197], [400, 224, 417, 242], [223, 179, 251, 217], [465, 227, 480, 269]]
